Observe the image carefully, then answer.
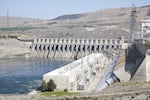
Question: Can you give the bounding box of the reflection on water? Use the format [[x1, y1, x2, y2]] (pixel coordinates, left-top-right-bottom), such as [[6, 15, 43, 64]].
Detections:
[[0, 57, 70, 94]]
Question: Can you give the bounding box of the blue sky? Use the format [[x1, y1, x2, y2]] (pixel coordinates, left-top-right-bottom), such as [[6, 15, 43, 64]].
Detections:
[[0, 0, 150, 19]]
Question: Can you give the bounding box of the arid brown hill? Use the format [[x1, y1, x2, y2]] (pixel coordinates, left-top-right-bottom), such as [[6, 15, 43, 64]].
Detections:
[[0, 5, 150, 39]]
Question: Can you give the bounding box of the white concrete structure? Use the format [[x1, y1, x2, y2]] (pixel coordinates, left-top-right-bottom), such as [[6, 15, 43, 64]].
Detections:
[[43, 53, 108, 92], [142, 20, 150, 34], [142, 20, 150, 39], [31, 38, 124, 59], [146, 49, 150, 81]]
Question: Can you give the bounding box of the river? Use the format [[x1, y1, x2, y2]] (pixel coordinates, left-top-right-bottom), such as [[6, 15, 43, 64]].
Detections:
[[0, 57, 70, 94]]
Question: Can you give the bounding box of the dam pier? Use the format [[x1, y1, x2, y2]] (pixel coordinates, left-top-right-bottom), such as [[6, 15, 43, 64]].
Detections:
[[31, 38, 125, 59]]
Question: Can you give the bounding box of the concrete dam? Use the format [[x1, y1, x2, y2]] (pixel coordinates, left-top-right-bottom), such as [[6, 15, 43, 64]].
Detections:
[[19, 7, 150, 93], [18, 34, 149, 92], [28, 37, 125, 92], [31, 38, 125, 59], [42, 42, 150, 92], [17, 36, 150, 92]]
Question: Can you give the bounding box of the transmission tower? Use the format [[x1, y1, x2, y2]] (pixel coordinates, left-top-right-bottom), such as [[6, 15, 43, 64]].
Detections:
[[129, 4, 137, 44], [127, 4, 137, 56]]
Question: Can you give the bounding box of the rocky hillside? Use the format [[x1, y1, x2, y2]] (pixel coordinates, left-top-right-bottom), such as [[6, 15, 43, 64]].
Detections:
[[0, 5, 150, 39]]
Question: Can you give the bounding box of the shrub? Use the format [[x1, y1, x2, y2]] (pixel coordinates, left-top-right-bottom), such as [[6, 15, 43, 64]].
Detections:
[[64, 89, 68, 92], [41, 79, 57, 92], [47, 79, 57, 91], [41, 81, 48, 92]]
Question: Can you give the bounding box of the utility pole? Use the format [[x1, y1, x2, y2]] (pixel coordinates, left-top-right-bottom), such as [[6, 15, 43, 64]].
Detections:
[[7, 10, 9, 27]]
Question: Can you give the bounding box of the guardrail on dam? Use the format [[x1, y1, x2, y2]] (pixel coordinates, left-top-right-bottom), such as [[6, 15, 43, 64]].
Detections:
[[31, 38, 125, 59]]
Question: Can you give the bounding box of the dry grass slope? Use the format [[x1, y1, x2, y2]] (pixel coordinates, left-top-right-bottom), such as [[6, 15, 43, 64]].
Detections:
[[0, 5, 150, 39]]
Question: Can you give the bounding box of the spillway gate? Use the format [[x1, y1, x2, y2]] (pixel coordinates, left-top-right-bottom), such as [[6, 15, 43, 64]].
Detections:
[[31, 38, 124, 59]]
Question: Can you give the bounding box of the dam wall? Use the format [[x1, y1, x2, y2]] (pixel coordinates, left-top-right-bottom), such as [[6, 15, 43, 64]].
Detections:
[[146, 49, 150, 81], [31, 38, 124, 59], [114, 45, 145, 82], [43, 53, 110, 92], [132, 49, 150, 82]]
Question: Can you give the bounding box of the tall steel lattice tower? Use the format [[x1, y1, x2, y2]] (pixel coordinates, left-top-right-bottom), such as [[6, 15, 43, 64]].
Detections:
[[127, 5, 137, 56], [129, 4, 137, 44]]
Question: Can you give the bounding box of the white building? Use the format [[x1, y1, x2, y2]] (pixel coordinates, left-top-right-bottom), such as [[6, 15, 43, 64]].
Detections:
[[142, 20, 150, 38]]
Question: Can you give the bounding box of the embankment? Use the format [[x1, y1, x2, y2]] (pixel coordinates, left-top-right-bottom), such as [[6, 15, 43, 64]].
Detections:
[[0, 39, 30, 58]]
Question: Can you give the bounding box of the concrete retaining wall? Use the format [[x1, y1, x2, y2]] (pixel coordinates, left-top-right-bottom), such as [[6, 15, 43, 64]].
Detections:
[[114, 46, 145, 82], [146, 49, 150, 81], [43, 53, 109, 92]]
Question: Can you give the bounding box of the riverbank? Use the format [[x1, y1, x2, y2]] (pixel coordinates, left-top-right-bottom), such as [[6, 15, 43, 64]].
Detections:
[[0, 39, 30, 58]]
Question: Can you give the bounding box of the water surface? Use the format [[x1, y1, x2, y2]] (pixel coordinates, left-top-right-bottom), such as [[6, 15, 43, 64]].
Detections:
[[0, 57, 70, 94]]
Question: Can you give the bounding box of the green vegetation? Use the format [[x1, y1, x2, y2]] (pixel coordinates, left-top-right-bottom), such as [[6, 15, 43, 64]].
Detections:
[[87, 21, 98, 23], [64, 89, 68, 92], [47, 79, 57, 91], [83, 24, 93, 27], [0, 35, 17, 39], [41, 79, 56, 92], [41, 91, 79, 96], [40, 80, 78, 97], [0, 26, 46, 31], [41, 81, 48, 92], [47, 22, 57, 25]]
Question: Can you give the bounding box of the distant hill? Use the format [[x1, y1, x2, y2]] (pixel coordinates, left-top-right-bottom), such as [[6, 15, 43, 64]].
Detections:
[[53, 14, 83, 20], [0, 16, 43, 27], [0, 5, 150, 39]]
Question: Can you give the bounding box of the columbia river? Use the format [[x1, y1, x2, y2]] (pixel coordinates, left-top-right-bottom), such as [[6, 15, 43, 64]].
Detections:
[[0, 57, 70, 94]]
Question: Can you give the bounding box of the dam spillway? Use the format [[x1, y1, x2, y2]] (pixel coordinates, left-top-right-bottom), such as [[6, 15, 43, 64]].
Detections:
[[31, 38, 124, 59], [43, 53, 111, 92]]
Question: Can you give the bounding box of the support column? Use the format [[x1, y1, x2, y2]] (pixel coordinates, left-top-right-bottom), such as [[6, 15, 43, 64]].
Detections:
[[146, 49, 150, 81]]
